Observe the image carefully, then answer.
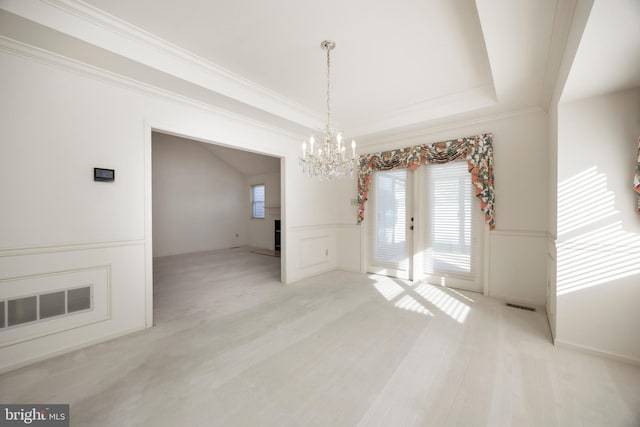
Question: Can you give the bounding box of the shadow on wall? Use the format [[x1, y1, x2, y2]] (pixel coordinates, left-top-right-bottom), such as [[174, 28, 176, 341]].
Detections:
[[557, 166, 640, 296]]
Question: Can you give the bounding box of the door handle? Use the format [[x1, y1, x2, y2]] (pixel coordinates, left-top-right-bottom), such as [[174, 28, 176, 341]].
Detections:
[[409, 225, 414, 231]]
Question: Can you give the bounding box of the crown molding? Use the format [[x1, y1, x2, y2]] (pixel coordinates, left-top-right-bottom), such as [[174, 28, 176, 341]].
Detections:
[[349, 84, 497, 137], [1, 0, 324, 130], [0, 35, 304, 141], [356, 106, 544, 151], [539, 0, 578, 111]]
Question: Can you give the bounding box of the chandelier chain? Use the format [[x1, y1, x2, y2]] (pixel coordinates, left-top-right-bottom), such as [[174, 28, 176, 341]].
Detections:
[[326, 45, 331, 133]]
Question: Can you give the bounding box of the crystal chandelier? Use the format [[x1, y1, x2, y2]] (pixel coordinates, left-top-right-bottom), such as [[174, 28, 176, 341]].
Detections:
[[299, 40, 357, 180]]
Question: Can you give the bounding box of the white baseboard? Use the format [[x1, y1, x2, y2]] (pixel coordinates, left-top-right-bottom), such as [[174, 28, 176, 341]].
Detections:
[[0, 326, 147, 375], [554, 339, 640, 367]]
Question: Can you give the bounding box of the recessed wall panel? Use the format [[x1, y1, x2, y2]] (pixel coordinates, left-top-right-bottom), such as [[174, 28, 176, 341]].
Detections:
[[300, 235, 330, 270], [0, 266, 110, 348]]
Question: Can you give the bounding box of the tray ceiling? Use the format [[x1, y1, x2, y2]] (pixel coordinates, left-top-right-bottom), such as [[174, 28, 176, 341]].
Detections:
[[1, 0, 584, 141]]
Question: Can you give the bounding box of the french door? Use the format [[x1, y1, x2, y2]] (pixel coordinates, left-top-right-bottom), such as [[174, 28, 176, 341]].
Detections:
[[367, 169, 413, 279], [367, 162, 484, 292]]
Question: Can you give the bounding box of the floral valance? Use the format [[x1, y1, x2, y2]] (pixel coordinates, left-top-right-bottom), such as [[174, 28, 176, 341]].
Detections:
[[635, 137, 640, 213], [357, 133, 495, 230]]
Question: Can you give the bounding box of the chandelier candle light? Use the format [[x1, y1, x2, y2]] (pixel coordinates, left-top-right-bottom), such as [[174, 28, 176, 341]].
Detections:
[[299, 40, 357, 180]]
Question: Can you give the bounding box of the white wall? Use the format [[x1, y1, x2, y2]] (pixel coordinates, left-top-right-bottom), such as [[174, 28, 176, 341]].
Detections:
[[547, 101, 559, 337], [337, 110, 550, 306], [555, 88, 640, 363], [152, 133, 247, 257], [0, 42, 338, 372], [247, 172, 281, 250], [285, 173, 339, 283], [545, 0, 594, 342], [336, 177, 362, 273]]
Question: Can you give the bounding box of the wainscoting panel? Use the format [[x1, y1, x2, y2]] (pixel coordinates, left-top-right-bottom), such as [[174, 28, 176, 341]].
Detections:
[[286, 225, 337, 283], [300, 235, 330, 270], [0, 241, 145, 373], [488, 230, 548, 306], [337, 224, 361, 273], [555, 237, 640, 362], [0, 266, 111, 347]]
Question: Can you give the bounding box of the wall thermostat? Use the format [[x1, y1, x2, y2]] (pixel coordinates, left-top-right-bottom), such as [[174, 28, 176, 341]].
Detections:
[[94, 168, 115, 182]]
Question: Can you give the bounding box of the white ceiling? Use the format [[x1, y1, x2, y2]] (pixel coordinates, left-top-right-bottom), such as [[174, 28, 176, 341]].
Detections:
[[153, 132, 280, 176], [1, 0, 637, 144], [82, 0, 494, 134], [561, 0, 640, 102], [201, 142, 281, 176]]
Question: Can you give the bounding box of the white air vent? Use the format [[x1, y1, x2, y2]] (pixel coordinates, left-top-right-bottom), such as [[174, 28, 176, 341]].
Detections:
[[505, 302, 536, 312], [1, 286, 92, 329], [0, 265, 110, 348]]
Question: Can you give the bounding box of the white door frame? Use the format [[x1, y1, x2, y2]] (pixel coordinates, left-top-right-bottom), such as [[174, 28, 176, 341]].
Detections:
[[362, 165, 487, 293], [365, 169, 413, 280], [143, 121, 287, 328]]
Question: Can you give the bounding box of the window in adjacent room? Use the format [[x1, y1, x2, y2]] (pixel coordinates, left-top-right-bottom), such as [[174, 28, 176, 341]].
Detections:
[[251, 184, 265, 219]]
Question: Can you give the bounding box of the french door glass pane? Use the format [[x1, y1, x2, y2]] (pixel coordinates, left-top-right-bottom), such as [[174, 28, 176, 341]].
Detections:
[[373, 169, 408, 270], [426, 161, 473, 277]]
